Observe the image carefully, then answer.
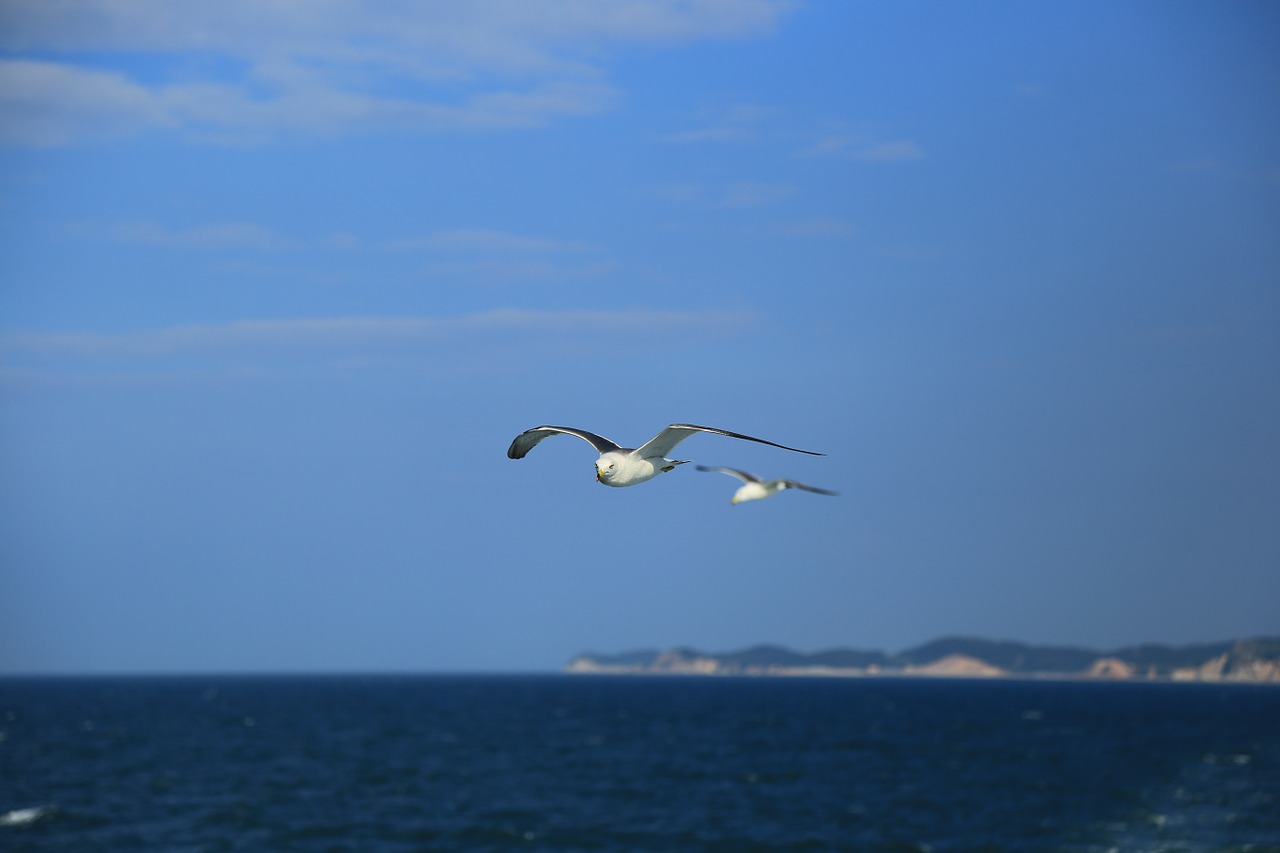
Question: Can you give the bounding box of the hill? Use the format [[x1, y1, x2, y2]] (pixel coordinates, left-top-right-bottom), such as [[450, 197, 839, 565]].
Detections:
[[567, 636, 1280, 683]]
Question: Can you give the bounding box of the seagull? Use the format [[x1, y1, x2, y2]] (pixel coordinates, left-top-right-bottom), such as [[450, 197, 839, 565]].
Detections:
[[507, 423, 823, 488], [696, 465, 839, 504]]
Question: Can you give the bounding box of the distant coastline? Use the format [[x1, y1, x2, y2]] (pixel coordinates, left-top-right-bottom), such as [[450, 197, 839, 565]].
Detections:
[[567, 636, 1280, 684]]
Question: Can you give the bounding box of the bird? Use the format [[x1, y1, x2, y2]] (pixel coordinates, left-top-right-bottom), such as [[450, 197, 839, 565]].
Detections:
[[696, 464, 839, 504], [507, 423, 823, 488]]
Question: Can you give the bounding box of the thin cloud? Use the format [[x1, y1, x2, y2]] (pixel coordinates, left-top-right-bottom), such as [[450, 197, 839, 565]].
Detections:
[[661, 181, 795, 208], [722, 181, 795, 207], [662, 103, 773, 143], [0, 1, 795, 147], [770, 218, 857, 238], [416, 258, 617, 286], [801, 136, 926, 162], [110, 221, 292, 251], [0, 59, 621, 145], [0, 59, 173, 146], [104, 222, 594, 255], [386, 228, 611, 285], [663, 126, 750, 143], [0, 1, 791, 62], [0, 309, 759, 378], [852, 140, 926, 162], [386, 228, 595, 255], [96, 221, 613, 285]]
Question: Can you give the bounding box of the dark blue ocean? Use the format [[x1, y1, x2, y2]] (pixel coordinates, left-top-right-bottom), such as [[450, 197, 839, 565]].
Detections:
[[2, 676, 1278, 852]]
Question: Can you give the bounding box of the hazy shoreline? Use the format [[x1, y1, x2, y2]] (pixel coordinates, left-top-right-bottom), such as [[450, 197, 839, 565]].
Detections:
[[567, 636, 1280, 684]]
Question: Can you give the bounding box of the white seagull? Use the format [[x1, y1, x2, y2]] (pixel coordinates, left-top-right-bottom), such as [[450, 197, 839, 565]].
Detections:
[[507, 423, 823, 488], [696, 465, 839, 504]]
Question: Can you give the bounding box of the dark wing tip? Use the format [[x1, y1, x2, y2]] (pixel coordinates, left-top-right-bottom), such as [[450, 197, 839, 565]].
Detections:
[[697, 465, 759, 483], [785, 481, 840, 495], [507, 425, 621, 459], [507, 426, 546, 459], [669, 423, 825, 456]]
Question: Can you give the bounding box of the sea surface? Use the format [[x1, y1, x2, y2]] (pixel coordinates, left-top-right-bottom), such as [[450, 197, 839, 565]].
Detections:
[[2, 675, 1278, 852]]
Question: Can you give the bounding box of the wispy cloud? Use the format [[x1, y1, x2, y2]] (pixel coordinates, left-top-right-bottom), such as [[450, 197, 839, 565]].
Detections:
[[110, 221, 293, 251], [105, 222, 594, 256], [769, 218, 857, 238], [660, 181, 795, 208], [0, 59, 174, 146], [3, 309, 754, 354], [0, 308, 759, 381], [0, 1, 795, 147], [97, 221, 614, 284], [662, 103, 773, 143], [0, 59, 620, 146], [388, 228, 609, 285], [416, 258, 616, 286], [800, 136, 926, 162], [385, 228, 594, 255]]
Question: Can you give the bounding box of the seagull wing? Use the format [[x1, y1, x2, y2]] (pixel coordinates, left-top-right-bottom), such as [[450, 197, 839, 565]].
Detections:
[[507, 426, 622, 459], [779, 480, 840, 496], [634, 423, 825, 459], [695, 465, 762, 484]]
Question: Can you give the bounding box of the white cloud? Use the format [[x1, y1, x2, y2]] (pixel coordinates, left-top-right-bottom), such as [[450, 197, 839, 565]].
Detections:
[[386, 228, 595, 255], [662, 103, 773, 143], [770, 218, 857, 238], [98, 221, 612, 283], [853, 140, 926, 162], [721, 181, 794, 207], [0, 59, 174, 145], [0, 309, 759, 371], [0, 0, 794, 146], [0, 58, 621, 145], [416, 258, 617, 287], [800, 136, 926, 162], [660, 180, 795, 208], [110, 221, 292, 251], [379, 227, 611, 286], [0, 1, 792, 54]]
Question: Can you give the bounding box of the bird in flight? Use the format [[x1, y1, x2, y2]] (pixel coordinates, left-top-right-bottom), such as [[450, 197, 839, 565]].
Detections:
[[507, 423, 823, 488], [696, 465, 839, 504]]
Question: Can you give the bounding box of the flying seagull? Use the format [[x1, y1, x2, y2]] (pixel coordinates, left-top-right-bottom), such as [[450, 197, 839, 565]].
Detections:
[[696, 465, 839, 504], [507, 423, 823, 488]]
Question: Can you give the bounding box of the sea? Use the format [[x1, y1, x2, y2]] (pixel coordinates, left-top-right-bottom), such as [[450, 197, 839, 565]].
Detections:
[[1, 675, 1278, 852]]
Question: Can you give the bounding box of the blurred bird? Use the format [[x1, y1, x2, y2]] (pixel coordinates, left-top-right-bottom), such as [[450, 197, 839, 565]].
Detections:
[[696, 465, 839, 504]]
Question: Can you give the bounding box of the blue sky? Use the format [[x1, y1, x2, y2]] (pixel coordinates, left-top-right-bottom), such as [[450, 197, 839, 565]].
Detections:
[[1, 1, 1277, 674]]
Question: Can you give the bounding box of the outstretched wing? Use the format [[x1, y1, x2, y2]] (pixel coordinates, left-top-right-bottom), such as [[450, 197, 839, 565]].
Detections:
[[635, 424, 824, 459], [779, 480, 840, 496], [695, 465, 762, 485], [507, 425, 621, 459]]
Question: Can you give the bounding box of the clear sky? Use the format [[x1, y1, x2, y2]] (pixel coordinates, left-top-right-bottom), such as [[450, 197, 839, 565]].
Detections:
[[2, 1, 1277, 674]]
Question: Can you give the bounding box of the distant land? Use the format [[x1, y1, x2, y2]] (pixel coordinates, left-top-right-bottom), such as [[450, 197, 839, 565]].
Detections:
[[567, 636, 1280, 683]]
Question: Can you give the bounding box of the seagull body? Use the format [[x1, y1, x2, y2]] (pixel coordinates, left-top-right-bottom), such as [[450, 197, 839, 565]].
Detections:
[[696, 465, 839, 504], [507, 423, 823, 488]]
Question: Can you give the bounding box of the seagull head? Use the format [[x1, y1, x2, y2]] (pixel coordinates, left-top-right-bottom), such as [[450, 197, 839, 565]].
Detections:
[[595, 459, 615, 485]]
